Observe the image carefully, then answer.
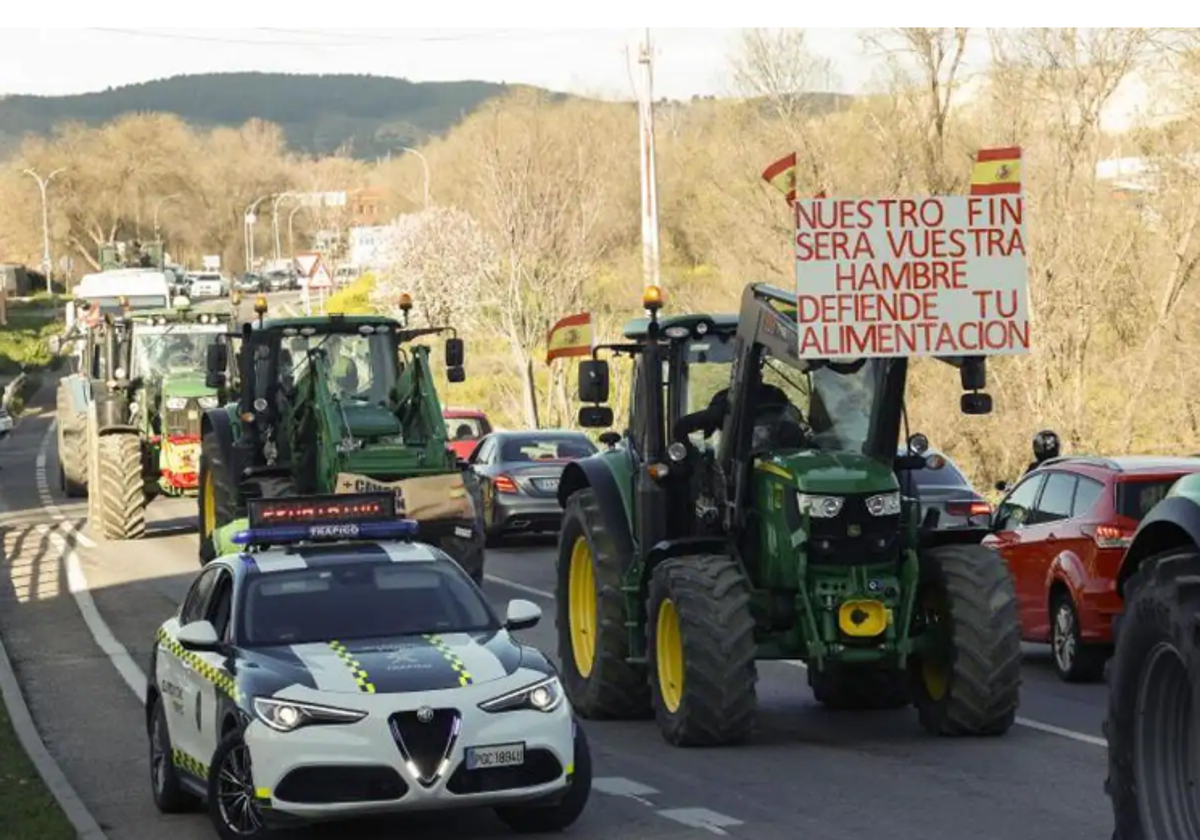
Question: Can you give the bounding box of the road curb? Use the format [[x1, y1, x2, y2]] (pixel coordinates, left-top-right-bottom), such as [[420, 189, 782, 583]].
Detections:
[[0, 623, 110, 840]]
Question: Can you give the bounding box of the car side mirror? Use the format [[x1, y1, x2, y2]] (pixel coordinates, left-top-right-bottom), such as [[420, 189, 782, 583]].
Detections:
[[961, 392, 993, 415], [578, 359, 609, 403], [176, 620, 222, 652], [447, 365, 466, 383], [504, 599, 542, 631], [578, 406, 614, 428], [445, 337, 464, 368]]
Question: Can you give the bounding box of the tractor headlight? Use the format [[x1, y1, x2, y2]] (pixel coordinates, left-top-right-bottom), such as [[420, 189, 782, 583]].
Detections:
[[797, 493, 844, 518], [252, 697, 366, 733], [478, 676, 564, 714], [667, 442, 688, 462], [866, 492, 902, 517], [165, 397, 187, 410], [114, 367, 127, 380], [197, 396, 219, 409]]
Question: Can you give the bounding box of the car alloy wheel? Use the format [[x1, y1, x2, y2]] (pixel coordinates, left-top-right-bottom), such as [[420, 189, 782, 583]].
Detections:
[[1053, 600, 1077, 675], [216, 743, 262, 836]]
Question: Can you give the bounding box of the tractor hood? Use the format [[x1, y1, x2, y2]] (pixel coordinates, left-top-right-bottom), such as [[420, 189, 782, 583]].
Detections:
[[340, 403, 402, 439], [159, 371, 216, 399], [775, 451, 899, 495]]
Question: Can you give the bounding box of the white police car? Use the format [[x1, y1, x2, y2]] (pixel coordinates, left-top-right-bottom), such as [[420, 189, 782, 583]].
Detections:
[[146, 492, 590, 838]]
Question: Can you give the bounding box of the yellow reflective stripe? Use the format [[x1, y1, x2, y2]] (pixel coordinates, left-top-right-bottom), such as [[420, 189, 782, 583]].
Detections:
[[754, 461, 792, 481], [328, 641, 377, 693], [424, 634, 474, 686], [172, 748, 209, 779], [156, 627, 244, 703]]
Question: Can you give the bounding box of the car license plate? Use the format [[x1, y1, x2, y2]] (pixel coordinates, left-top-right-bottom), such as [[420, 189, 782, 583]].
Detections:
[[466, 742, 525, 770], [537, 478, 559, 491]]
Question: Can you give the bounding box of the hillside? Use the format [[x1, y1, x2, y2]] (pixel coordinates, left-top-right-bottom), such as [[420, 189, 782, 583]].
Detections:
[[0, 72, 568, 159]]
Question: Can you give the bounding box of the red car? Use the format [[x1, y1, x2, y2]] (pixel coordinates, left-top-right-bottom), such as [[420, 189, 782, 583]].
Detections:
[[443, 407, 493, 460], [984, 455, 1200, 682]]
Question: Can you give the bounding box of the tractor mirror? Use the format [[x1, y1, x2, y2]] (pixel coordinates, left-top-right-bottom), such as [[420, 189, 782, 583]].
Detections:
[[578, 359, 609, 403], [445, 337, 464, 368], [960, 392, 993, 415], [960, 357, 987, 391], [447, 365, 466, 383], [206, 342, 228, 374], [578, 405, 614, 428]]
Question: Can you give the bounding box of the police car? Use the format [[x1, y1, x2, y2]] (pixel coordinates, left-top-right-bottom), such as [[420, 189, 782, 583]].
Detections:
[[146, 492, 590, 838]]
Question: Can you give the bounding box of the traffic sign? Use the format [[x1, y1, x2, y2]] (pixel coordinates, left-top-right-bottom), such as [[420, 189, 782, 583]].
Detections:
[[308, 263, 333, 290]]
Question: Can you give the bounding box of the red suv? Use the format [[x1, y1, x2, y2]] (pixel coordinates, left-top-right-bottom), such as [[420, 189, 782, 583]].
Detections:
[[443, 408, 493, 460], [983, 456, 1200, 682]]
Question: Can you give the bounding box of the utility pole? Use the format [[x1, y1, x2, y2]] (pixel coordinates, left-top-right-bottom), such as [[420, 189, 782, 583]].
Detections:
[[244, 193, 273, 274], [400, 146, 431, 210], [633, 29, 662, 290], [23, 167, 65, 293], [272, 192, 297, 263]]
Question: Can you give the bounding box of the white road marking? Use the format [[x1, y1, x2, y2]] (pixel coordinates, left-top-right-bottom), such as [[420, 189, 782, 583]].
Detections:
[[593, 776, 660, 806], [658, 808, 745, 835]]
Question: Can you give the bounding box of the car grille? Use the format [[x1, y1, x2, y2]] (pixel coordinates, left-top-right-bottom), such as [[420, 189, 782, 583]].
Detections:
[[164, 399, 203, 437], [445, 748, 563, 795], [793, 493, 900, 563], [275, 765, 407, 803], [389, 709, 461, 785]]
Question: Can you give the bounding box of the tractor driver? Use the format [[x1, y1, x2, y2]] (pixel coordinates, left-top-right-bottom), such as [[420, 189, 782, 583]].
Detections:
[[163, 336, 200, 369], [675, 376, 808, 451]]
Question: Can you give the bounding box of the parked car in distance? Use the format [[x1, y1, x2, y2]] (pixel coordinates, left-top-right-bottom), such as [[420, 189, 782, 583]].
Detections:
[[236, 272, 267, 293], [469, 430, 598, 545], [983, 455, 1200, 683], [188, 271, 224, 298], [265, 270, 296, 292], [898, 447, 991, 529], [444, 407, 494, 460]]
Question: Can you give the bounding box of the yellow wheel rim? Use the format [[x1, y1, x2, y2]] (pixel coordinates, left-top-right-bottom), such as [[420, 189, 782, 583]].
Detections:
[[568, 537, 597, 678], [656, 598, 684, 713], [921, 589, 949, 701], [201, 468, 216, 539]]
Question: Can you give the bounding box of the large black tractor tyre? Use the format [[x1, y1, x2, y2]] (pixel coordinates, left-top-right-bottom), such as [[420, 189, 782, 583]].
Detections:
[[1105, 548, 1200, 840], [93, 432, 147, 541], [910, 543, 1022, 736], [198, 429, 238, 565], [808, 662, 911, 710], [56, 388, 88, 497], [555, 488, 652, 720], [646, 555, 758, 746]]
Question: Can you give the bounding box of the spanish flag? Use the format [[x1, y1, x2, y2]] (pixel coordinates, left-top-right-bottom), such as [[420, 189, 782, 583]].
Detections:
[[762, 152, 798, 205], [546, 312, 593, 364], [970, 146, 1022, 196]]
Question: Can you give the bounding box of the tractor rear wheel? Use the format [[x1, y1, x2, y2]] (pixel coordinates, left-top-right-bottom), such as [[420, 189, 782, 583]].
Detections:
[[94, 433, 147, 541], [910, 543, 1021, 736], [1105, 548, 1200, 840], [646, 555, 758, 746], [56, 388, 88, 497], [554, 488, 651, 720], [198, 429, 236, 564], [808, 663, 910, 710]]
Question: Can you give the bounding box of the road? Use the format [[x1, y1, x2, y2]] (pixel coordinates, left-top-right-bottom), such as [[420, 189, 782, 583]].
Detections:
[[0, 384, 1116, 840]]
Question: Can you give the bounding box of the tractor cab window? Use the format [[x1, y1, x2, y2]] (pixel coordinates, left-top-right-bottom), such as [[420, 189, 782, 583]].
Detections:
[[680, 337, 735, 450], [131, 324, 225, 379], [805, 360, 887, 455], [282, 330, 397, 405]]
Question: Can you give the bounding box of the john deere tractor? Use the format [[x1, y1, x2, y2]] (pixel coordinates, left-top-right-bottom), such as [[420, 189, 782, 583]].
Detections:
[[1104, 473, 1200, 838], [196, 294, 487, 582], [51, 299, 233, 539], [555, 283, 1022, 747]]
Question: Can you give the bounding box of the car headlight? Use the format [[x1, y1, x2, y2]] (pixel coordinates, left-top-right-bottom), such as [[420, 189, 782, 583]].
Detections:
[[866, 491, 902, 517], [478, 676, 564, 714], [165, 397, 187, 410], [197, 396, 219, 409], [797, 493, 844, 518], [252, 696, 367, 733]]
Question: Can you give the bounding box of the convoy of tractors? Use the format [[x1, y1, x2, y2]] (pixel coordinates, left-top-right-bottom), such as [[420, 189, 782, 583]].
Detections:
[[38, 210, 1194, 838]]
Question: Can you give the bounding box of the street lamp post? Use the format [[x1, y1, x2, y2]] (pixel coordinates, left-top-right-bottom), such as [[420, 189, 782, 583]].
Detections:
[[288, 205, 307, 259], [272, 192, 296, 263], [153, 193, 182, 240], [23, 167, 65, 293], [400, 147, 431, 210], [243, 193, 274, 274]]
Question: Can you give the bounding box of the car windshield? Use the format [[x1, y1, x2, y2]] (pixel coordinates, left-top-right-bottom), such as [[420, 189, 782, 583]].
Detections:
[[446, 417, 487, 439], [499, 435, 596, 462], [131, 324, 227, 377], [282, 329, 398, 404], [1116, 478, 1182, 520], [239, 560, 499, 646]]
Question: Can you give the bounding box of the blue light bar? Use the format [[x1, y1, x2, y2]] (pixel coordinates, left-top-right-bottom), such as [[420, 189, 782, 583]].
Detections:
[[232, 518, 420, 547]]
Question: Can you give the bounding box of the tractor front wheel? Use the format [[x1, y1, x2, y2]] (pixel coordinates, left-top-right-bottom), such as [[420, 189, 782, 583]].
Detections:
[[94, 433, 147, 541], [554, 488, 651, 720], [910, 543, 1021, 736], [198, 430, 236, 564], [1105, 548, 1200, 840], [56, 388, 88, 497], [646, 555, 758, 746]]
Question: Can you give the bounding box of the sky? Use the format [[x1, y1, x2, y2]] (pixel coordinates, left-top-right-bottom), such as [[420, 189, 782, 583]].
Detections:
[[0, 28, 997, 101]]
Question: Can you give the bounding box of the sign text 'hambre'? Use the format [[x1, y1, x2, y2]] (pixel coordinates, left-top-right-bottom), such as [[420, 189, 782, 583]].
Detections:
[[793, 196, 1030, 358]]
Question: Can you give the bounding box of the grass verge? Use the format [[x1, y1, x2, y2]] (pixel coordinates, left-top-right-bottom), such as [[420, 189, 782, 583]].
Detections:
[[0, 697, 77, 840], [1, 307, 63, 417]]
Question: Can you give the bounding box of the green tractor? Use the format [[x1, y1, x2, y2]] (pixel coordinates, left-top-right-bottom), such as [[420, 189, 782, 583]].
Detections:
[[197, 294, 488, 582], [51, 300, 233, 538], [555, 283, 1022, 746], [1105, 473, 1200, 838], [99, 240, 166, 271]]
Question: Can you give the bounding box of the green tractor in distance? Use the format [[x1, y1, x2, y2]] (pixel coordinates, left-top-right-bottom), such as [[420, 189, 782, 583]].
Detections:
[[197, 294, 488, 582], [99, 240, 166, 271], [51, 299, 233, 539], [555, 282, 1022, 747]]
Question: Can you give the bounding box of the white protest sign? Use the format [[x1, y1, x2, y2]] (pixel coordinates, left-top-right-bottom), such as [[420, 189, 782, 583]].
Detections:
[[792, 195, 1029, 358]]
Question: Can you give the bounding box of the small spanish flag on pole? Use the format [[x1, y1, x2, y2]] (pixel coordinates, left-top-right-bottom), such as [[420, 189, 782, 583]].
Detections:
[[762, 152, 798, 205], [546, 312, 593, 364], [970, 146, 1022, 195]]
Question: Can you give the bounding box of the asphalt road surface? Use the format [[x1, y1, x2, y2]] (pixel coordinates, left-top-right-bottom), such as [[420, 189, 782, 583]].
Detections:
[[0, 384, 1115, 840]]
